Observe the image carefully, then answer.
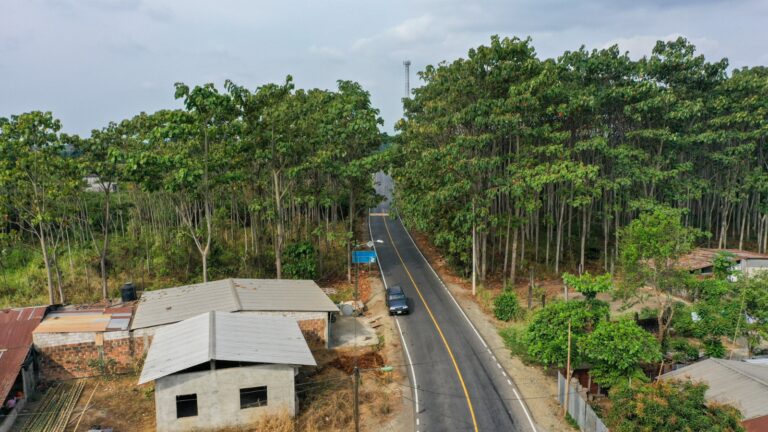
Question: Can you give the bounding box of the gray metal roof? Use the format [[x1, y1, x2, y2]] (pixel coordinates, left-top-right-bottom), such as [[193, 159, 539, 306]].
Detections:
[[138, 311, 316, 384], [131, 278, 338, 330], [662, 358, 768, 420]]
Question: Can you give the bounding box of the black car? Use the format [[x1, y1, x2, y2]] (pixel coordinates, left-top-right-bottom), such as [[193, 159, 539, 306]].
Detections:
[[386, 285, 410, 315]]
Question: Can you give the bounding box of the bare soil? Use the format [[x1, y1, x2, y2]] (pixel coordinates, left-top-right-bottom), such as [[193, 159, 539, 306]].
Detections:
[[67, 375, 156, 432]]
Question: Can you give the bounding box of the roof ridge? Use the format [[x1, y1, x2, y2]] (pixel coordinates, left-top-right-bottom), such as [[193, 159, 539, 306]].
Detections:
[[229, 278, 243, 312], [712, 358, 768, 388], [209, 311, 216, 361]]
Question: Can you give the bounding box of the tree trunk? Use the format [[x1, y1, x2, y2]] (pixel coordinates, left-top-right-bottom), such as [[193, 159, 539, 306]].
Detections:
[[37, 223, 55, 305], [273, 170, 284, 279], [100, 189, 111, 300]]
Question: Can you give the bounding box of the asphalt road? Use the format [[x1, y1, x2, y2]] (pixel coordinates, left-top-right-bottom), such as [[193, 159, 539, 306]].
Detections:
[[369, 172, 538, 432]]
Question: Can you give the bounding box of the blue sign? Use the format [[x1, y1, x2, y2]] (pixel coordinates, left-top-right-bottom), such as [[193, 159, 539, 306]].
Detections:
[[352, 250, 377, 264]]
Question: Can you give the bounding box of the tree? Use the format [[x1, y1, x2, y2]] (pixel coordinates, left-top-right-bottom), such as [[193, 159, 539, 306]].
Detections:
[[580, 319, 661, 387], [563, 272, 612, 301], [0, 112, 79, 304], [607, 380, 744, 432], [524, 300, 608, 367], [619, 207, 701, 341]]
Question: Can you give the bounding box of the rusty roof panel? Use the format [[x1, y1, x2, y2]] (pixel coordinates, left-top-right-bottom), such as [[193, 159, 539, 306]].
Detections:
[[677, 248, 768, 271], [0, 306, 47, 400]]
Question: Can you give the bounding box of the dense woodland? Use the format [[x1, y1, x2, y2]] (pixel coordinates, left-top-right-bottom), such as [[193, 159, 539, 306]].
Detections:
[[394, 36, 768, 287], [0, 77, 384, 306]]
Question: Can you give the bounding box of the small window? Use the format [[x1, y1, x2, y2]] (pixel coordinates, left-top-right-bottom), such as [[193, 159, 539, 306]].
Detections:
[[176, 394, 198, 418], [240, 386, 268, 409]]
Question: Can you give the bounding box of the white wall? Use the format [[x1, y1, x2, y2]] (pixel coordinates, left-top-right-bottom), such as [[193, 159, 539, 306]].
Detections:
[[154, 364, 296, 432]]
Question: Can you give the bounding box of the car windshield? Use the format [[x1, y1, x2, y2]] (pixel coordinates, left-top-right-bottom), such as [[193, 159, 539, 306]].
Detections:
[[389, 293, 406, 300]]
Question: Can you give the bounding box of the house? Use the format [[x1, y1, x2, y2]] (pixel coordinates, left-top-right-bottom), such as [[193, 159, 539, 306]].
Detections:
[[83, 174, 117, 193], [661, 358, 768, 432], [677, 248, 768, 277], [0, 307, 48, 432], [32, 304, 141, 380], [138, 312, 316, 432], [131, 278, 339, 348]]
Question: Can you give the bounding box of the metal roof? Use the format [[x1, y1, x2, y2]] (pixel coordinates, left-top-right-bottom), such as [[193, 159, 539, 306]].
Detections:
[[34, 304, 134, 333], [0, 306, 47, 400], [131, 278, 338, 330], [138, 311, 316, 384], [677, 248, 768, 271], [662, 358, 768, 420]]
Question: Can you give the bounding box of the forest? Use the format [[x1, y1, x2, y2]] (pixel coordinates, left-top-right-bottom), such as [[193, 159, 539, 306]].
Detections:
[[393, 36, 768, 287], [0, 77, 384, 307]]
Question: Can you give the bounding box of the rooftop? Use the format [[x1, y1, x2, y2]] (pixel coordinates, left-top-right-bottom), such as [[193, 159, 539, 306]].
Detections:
[[677, 248, 768, 271], [138, 311, 316, 384], [662, 358, 768, 420], [34, 304, 134, 333], [131, 278, 338, 330], [0, 306, 48, 399]]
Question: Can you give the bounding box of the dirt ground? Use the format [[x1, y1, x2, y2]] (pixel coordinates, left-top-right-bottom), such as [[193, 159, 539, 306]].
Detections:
[[409, 231, 574, 432]]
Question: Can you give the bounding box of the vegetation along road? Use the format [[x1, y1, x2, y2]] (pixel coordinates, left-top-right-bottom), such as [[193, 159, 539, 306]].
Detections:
[[370, 172, 537, 432]]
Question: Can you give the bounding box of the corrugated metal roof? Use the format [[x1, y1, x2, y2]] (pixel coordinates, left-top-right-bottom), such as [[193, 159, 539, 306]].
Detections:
[[138, 311, 316, 384], [34, 304, 134, 333], [662, 358, 768, 420], [0, 306, 47, 400], [677, 248, 768, 271], [131, 278, 338, 330]]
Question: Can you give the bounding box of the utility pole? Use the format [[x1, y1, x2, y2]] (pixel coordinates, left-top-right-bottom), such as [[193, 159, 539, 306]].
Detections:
[[563, 320, 572, 418], [403, 60, 411, 98], [472, 199, 477, 296]]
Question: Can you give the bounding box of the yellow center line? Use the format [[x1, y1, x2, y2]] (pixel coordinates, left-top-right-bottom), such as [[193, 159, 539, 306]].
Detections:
[[381, 215, 479, 432]]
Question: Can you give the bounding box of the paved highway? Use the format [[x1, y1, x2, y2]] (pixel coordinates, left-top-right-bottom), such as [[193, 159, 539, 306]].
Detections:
[[369, 172, 539, 432]]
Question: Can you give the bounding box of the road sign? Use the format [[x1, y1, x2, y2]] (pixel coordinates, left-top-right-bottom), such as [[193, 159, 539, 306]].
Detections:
[[352, 250, 377, 264]]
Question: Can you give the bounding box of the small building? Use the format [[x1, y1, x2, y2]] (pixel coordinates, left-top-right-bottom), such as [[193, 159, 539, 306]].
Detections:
[[131, 278, 339, 348], [661, 358, 768, 432], [0, 307, 47, 432], [139, 311, 316, 432], [32, 304, 139, 381], [677, 248, 768, 277], [83, 174, 117, 193]]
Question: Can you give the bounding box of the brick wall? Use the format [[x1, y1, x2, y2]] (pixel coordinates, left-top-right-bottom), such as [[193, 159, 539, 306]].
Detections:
[[297, 319, 327, 348], [36, 333, 148, 381]]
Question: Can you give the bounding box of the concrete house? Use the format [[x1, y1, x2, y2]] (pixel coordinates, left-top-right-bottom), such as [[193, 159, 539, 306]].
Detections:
[[138, 312, 316, 432], [131, 278, 339, 348], [662, 358, 768, 432]]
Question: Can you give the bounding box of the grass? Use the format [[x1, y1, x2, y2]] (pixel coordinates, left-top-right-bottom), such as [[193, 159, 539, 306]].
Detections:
[[499, 321, 537, 365]]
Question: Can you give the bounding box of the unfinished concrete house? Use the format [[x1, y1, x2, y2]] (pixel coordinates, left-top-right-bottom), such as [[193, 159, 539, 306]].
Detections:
[[131, 278, 339, 348], [139, 311, 316, 432]]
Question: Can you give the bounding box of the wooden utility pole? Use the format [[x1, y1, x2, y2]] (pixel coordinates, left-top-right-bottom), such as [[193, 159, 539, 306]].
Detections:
[[354, 366, 360, 432], [563, 320, 572, 418], [472, 200, 477, 296]]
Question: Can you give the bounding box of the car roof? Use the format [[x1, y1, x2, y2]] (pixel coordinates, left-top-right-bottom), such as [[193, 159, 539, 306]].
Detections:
[[387, 285, 404, 294]]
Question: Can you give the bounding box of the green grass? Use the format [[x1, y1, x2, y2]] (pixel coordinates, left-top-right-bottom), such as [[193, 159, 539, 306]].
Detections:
[[498, 322, 536, 365]]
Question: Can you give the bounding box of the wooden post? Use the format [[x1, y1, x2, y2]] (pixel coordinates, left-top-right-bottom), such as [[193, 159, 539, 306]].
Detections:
[[563, 320, 572, 418], [528, 267, 534, 310]]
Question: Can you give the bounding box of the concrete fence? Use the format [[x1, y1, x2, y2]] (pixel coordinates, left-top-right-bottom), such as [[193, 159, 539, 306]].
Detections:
[[557, 372, 609, 432]]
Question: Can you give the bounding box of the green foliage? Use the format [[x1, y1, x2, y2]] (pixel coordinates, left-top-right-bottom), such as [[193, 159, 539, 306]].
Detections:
[[524, 300, 609, 367], [499, 324, 534, 364], [607, 380, 744, 432], [283, 241, 317, 280], [713, 251, 737, 280], [579, 319, 662, 388], [668, 338, 700, 363], [703, 338, 727, 358], [562, 272, 612, 300], [493, 291, 524, 321]]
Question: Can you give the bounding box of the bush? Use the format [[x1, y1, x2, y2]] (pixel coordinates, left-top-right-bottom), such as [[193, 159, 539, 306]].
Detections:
[[703, 338, 726, 358], [499, 325, 532, 362], [668, 338, 700, 363], [493, 291, 524, 321], [284, 241, 317, 279]]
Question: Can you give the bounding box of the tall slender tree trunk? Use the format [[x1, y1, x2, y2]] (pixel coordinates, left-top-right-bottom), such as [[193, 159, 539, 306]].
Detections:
[[100, 189, 111, 300], [37, 223, 55, 305], [273, 170, 284, 279]]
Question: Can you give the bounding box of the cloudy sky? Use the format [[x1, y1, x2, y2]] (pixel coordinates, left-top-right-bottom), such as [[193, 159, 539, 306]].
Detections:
[[1, 0, 767, 135]]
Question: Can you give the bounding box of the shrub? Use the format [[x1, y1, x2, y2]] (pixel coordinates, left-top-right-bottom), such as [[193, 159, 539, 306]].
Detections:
[[668, 338, 700, 363], [284, 241, 317, 279], [494, 291, 524, 321], [499, 324, 534, 364], [703, 338, 726, 358]]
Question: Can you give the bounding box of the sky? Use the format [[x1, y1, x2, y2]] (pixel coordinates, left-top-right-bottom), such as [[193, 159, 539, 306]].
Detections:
[[1, 0, 767, 136]]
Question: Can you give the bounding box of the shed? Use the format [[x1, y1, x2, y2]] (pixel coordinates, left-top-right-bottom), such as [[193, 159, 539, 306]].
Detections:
[[32, 304, 140, 380], [677, 248, 768, 277], [131, 278, 339, 347], [661, 358, 768, 432], [0, 306, 47, 432], [139, 312, 315, 432]]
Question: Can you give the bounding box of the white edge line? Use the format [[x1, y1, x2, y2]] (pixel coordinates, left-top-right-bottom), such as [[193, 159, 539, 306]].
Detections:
[[370, 213, 420, 421], [398, 216, 538, 432]]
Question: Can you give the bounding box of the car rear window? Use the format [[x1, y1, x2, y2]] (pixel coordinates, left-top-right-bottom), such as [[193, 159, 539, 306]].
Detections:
[[389, 293, 406, 300]]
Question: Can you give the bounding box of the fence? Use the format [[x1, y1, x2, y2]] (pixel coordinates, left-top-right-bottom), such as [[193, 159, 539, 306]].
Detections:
[[557, 372, 609, 432]]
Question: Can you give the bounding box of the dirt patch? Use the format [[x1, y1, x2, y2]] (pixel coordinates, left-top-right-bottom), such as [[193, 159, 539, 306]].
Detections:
[[329, 352, 385, 374], [67, 375, 155, 432]]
